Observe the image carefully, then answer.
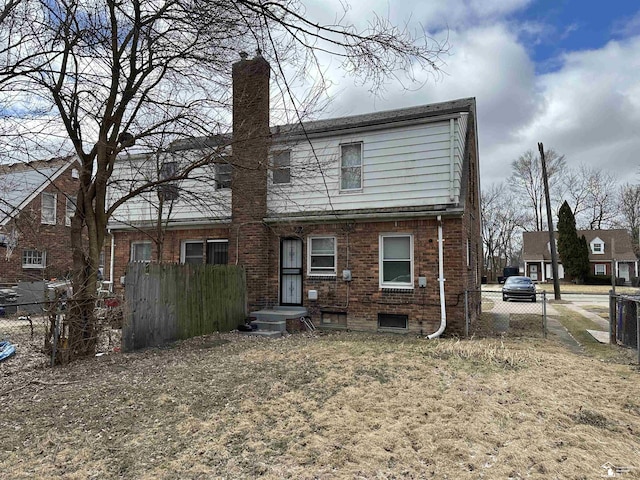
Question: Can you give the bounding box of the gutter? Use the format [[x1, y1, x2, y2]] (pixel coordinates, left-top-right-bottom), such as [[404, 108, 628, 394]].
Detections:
[[263, 208, 464, 225], [428, 215, 447, 339]]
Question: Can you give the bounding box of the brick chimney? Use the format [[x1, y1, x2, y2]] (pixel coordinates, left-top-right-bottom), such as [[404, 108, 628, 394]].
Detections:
[[230, 51, 271, 310]]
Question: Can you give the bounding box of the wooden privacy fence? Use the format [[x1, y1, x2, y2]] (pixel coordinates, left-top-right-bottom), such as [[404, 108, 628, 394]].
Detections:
[[123, 263, 246, 351]]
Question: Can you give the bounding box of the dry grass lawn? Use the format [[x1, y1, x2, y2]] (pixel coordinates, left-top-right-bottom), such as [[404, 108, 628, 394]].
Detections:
[[1, 331, 640, 479]]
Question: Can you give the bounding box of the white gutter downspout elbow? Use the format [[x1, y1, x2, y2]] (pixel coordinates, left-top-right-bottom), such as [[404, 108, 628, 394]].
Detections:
[[428, 215, 447, 339]]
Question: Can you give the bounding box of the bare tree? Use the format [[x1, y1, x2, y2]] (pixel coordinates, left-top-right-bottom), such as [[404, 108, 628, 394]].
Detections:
[[559, 165, 618, 229], [0, 0, 448, 361], [509, 148, 566, 231], [615, 183, 640, 253], [481, 183, 527, 281]]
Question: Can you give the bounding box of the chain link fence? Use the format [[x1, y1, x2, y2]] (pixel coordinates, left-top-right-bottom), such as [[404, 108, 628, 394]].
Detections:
[[466, 289, 548, 338], [1, 281, 123, 367]]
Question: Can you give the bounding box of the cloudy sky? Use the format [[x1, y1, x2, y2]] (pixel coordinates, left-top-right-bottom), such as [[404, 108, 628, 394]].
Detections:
[[308, 0, 640, 188]]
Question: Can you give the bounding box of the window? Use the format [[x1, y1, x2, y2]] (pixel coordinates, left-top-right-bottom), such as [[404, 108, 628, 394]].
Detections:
[[340, 143, 362, 191], [378, 313, 408, 330], [22, 250, 46, 269], [379, 234, 413, 288], [159, 161, 179, 201], [182, 240, 204, 264], [130, 242, 151, 262], [590, 237, 605, 254], [215, 163, 232, 189], [273, 151, 291, 184], [65, 195, 77, 227], [593, 243, 603, 253], [308, 237, 336, 276], [41, 192, 56, 224], [595, 264, 606, 275], [206, 240, 228, 265]]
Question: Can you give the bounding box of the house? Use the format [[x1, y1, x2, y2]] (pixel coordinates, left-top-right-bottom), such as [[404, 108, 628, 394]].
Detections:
[[105, 53, 482, 337], [522, 229, 638, 283], [0, 157, 80, 283]]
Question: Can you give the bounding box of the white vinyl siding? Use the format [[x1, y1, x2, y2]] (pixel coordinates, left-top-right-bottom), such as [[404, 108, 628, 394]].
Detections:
[[379, 234, 413, 289], [41, 192, 56, 224], [268, 118, 467, 214], [307, 236, 336, 276]]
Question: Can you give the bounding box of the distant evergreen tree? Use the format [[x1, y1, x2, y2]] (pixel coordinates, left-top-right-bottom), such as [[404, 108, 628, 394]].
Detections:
[[557, 201, 589, 282]]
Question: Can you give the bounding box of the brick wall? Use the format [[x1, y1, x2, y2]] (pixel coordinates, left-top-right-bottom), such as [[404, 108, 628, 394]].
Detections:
[[265, 217, 472, 335], [0, 163, 80, 284], [230, 52, 271, 310], [107, 226, 230, 290]]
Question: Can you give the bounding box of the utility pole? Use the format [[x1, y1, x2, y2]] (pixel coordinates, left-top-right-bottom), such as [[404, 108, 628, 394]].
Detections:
[[539, 142, 561, 300]]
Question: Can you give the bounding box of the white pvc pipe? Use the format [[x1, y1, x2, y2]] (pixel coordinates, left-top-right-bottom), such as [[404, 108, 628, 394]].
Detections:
[[109, 230, 115, 293], [428, 215, 447, 339]]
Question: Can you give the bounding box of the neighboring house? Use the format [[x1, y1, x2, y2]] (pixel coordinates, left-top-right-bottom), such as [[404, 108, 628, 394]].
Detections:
[[522, 230, 638, 283], [106, 53, 482, 336], [0, 157, 80, 284]]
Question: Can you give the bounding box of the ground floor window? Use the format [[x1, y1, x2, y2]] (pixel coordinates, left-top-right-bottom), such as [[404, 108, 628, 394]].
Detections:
[[595, 264, 607, 275], [131, 242, 151, 262], [379, 234, 413, 288], [206, 240, 228, 265], [378, 313, 408, 330], [22, 249, 46, 269], [308, 236, 336, 275]]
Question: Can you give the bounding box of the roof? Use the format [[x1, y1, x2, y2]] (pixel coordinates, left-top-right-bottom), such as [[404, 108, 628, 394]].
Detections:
[[522, 229, 637, 262], [272, 98, 476, 139], [151, 97, 477, 150], [0, 157, 76, 226]]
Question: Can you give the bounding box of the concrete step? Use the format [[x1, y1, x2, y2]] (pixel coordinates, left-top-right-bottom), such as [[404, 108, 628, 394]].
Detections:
[[250, 308, 308, 322], [251, 319, 287, 332]]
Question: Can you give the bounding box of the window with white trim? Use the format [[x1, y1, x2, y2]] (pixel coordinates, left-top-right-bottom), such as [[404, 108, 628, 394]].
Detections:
[[340, 143, 362, 191], [159, 161, 179, 201], [379, 234, 413, 288], [181, 240, 204, 264], [307, 237, 336, 276], [130, 242, 151, 262], [592, 243, 603, 253], [215, 163, 232, 189], [65, 195, 77, 226], [206, 239, 228, 265], [595, 264, 606, 275], [272, 151, 291, 184], [41, 192, 56, 224], [22, 250, 46, 269]]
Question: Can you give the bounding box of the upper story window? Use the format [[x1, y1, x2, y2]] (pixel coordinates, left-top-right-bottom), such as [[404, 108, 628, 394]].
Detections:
[[65, 195, 77, 227], [307, 236, 336, 276], [340, 143, 362, 191], [215, 163, 232, 190], [22, 249, 46, 269], [41, 192, 56, 225], [379, 234, 413, 289], [590, 237, 605, 254], [131, 241, 151, 262], [159, 161, 179, 201], [273, 151, 291, 184]]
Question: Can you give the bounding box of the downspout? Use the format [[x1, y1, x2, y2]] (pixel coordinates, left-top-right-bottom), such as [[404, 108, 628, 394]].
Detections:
[[428, 215, 447, 339], [109, 229, 115, 293], [449, 118, 455, 201]]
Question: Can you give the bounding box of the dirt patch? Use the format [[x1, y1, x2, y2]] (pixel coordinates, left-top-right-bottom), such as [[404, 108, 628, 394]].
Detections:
[[1, 331, 639, 479]]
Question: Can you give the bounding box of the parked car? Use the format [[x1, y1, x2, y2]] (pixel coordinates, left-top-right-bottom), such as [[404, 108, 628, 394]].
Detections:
[[502, 276, 536, 302]]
